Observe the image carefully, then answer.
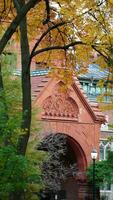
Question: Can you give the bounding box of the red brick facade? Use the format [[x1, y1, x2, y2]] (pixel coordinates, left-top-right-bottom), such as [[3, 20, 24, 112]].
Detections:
[[33, 76, 105, 199]]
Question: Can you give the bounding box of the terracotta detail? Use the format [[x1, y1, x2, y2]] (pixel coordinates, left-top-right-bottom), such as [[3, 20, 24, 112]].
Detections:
[[42, 83, 79, 119]]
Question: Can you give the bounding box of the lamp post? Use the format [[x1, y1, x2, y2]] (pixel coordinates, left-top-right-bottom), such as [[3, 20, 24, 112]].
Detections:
[[55, 193, 58, 200], [91, 149, 98, 200]]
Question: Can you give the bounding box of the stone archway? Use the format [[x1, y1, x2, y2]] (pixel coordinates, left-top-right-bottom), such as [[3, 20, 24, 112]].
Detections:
[[67, 136, 87, 173], [62, 136, 87, 200], [38, 133, 87, 200]]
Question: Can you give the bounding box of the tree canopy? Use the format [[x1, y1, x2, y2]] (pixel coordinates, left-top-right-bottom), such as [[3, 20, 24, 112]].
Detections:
[[1, 1, 113, 199], [0, 0, 113, 72]]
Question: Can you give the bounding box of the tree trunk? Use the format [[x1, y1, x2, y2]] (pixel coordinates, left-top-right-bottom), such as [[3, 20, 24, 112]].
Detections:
[[0, 0, 39, 55], [17, 13, 31, 155], [16, 0, 31, 156], [10, 1, 31, 199]]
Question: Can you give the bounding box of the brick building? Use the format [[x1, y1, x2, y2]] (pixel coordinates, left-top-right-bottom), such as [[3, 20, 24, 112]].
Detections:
[[14, 63, 113, 200]]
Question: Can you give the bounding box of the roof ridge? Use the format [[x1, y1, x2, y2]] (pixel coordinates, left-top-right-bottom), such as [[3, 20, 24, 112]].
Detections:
[[73, 77, 105, 123], [32, 76, 51, 101]]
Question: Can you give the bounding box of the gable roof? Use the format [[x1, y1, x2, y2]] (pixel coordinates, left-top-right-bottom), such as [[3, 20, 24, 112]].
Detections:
[[31, 75, 105, 123], [73, 77, 105, 123], [14, 63, 109, 81], [79, 64, 108, 80]]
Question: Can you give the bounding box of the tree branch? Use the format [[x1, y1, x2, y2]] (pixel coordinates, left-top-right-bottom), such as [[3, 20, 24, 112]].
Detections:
[[43, 0, 50, 25], [32, 41, 84, 57], [30, 21, 66, 59], [51, 21, 66, 46], [0, 0, 40, 55], [13, 0, 20, 12], [91, 44, 108, 60]]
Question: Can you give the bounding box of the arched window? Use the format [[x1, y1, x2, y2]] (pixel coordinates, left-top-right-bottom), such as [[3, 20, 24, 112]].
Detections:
[[105, 143, 111, 160], [99, 142, 111, 192], [99, 141, 111, 160], [99, 143, 104, 161]]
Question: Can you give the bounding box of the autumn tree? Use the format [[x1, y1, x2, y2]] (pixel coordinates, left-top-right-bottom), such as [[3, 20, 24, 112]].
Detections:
[[0, 0, 113, 199], [0, 0, 113, 150]]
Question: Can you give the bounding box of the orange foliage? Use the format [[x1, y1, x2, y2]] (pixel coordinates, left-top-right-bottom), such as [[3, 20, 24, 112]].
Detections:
[[0, 0, 113, 82]]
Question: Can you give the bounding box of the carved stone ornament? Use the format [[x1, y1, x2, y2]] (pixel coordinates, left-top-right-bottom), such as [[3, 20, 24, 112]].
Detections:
[[42, 83, 79, 119]]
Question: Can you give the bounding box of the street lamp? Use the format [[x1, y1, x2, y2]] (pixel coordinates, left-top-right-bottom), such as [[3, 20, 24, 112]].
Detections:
[[91, 149, 98, 200], [55, 194, 58, 200]]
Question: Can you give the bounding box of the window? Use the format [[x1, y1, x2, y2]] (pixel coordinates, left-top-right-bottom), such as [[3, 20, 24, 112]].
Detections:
[[99, 141, 111, 161], [100, 143, 104, 161], [100, 182, 111, 191], [82, 82, 88, 93], [106, 144, 111, 159], [99, 142, 112, 192]]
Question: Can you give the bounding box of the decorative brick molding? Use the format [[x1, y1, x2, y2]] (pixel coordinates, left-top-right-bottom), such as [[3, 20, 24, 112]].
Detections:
[[42, 83, 79, 120]]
